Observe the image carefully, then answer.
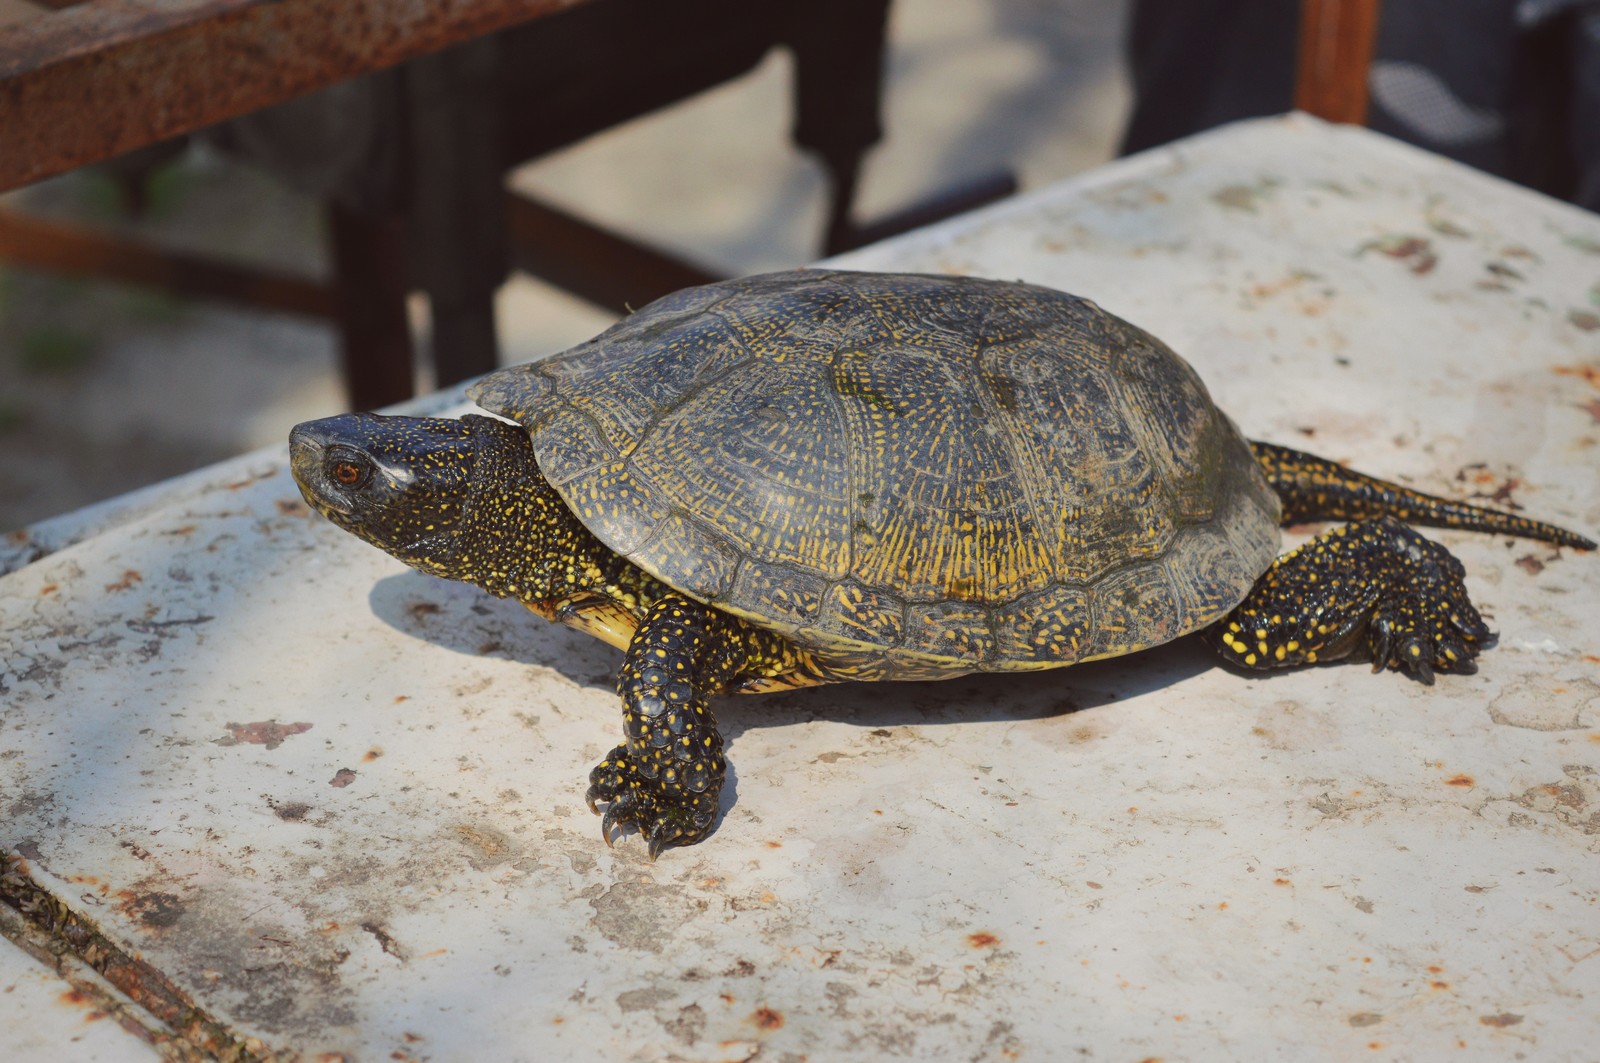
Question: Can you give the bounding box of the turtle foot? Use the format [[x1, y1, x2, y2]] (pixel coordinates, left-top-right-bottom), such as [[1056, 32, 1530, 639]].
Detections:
[[1364, 558, 1491, 684], [586, 745, 720, 858], [1212, 516, 1494, 680]]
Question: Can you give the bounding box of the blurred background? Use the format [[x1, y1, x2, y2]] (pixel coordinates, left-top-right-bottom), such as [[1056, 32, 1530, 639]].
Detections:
[[0, 0, 1131, 532], [2, 0, 1595, 533]]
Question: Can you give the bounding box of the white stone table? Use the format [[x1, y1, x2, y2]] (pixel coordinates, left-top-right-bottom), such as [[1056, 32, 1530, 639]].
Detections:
[[4, 114, 1599, 1062]]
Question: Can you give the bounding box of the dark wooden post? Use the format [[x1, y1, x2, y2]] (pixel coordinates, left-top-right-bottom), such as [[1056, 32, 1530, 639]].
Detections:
[[328, 203, 415, 410], [405, 37, 509, 389], [1295, 0, 1382, 124]]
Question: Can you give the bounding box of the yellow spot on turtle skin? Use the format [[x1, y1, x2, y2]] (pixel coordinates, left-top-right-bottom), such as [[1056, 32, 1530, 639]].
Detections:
[[1257, 641, 1267, 656], [1306, 651, 1318, 663], [1244, 653, 1258, 666], [1286, 640, 1300, 652]]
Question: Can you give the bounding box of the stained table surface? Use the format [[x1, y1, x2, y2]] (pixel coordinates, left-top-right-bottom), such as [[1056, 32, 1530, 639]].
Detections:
[[3, 114, 1599, 1061]]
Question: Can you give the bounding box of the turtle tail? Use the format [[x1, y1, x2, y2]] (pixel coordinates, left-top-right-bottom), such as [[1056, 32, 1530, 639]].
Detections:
[[1249, 440, 1596, 550]]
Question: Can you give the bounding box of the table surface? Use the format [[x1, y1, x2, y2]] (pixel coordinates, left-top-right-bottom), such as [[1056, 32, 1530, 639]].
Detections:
[[4, 114, 1599, 1061], [0, 0, 583, 192]]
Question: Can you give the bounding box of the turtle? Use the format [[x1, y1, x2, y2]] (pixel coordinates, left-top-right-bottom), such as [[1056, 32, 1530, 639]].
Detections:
[[289, 269, 1594, 856]]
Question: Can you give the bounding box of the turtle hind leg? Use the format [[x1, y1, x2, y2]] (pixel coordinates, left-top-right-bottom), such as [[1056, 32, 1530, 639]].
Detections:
[[1250, 440, 1596, 549], [1208, 516, 1490, 683], [587, 592, 754, 857]]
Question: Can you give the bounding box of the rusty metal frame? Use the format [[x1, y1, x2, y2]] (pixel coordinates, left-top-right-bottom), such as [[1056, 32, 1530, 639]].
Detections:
[[0, 0, 585, 192]]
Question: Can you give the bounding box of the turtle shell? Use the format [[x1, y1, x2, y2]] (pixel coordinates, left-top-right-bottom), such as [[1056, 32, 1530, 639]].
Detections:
[[469, 270, 1280, 677]]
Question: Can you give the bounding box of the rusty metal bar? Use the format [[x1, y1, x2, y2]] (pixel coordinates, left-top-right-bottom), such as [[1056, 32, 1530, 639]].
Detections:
[[1294, 0, 1382, 124], [0, 207, 336, 316], [0, 0, 587, 192], [826, 170, 1018, 256]]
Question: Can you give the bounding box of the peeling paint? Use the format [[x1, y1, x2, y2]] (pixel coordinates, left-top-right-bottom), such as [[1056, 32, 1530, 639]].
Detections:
[[1513, 767, 1600, 835], [589, 880, 710, 955]]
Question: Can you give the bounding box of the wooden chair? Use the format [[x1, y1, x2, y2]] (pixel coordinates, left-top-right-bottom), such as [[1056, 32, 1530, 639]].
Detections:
[[0, 0, 1014, 409]]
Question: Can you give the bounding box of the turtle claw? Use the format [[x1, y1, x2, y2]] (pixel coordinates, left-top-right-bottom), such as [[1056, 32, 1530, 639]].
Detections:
[[585, 745, 719, 857], [1364, 560, 1488, 682], [600, 803, 626, 848]]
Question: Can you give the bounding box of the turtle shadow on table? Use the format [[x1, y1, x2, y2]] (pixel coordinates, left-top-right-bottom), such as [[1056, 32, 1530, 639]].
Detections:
[[369, 570, 624, 693], [718, 636, 1227, 741], [367, 569, 1231, 735]]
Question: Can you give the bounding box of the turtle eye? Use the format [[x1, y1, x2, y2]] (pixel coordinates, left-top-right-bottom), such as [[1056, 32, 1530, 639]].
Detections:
[[326, 451, 372, 490]]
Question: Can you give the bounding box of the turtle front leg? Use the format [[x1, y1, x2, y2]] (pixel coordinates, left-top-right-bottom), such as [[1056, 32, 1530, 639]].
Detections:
[[587, 592, 750, 857], [1207, 516, 1491, 683]]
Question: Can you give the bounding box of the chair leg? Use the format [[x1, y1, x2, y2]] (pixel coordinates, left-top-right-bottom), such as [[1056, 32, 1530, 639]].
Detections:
[[1294, 0, 1382, 124], [327, 202, 414, 411], [405, 38, 509, 389], [787, 0, 1016, 255], [785, 0, 891, 256]]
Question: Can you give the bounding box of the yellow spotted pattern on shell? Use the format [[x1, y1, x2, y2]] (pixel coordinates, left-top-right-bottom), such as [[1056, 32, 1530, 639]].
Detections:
[[470, 270, 1283, 679]]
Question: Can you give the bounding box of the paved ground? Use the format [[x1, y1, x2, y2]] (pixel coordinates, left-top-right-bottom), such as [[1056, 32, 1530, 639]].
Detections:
[[0, 0, 1130, 533]]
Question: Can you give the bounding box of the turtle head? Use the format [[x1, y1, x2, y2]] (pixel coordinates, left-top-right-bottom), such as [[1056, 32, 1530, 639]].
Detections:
[[290, 412, 541, 584]]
